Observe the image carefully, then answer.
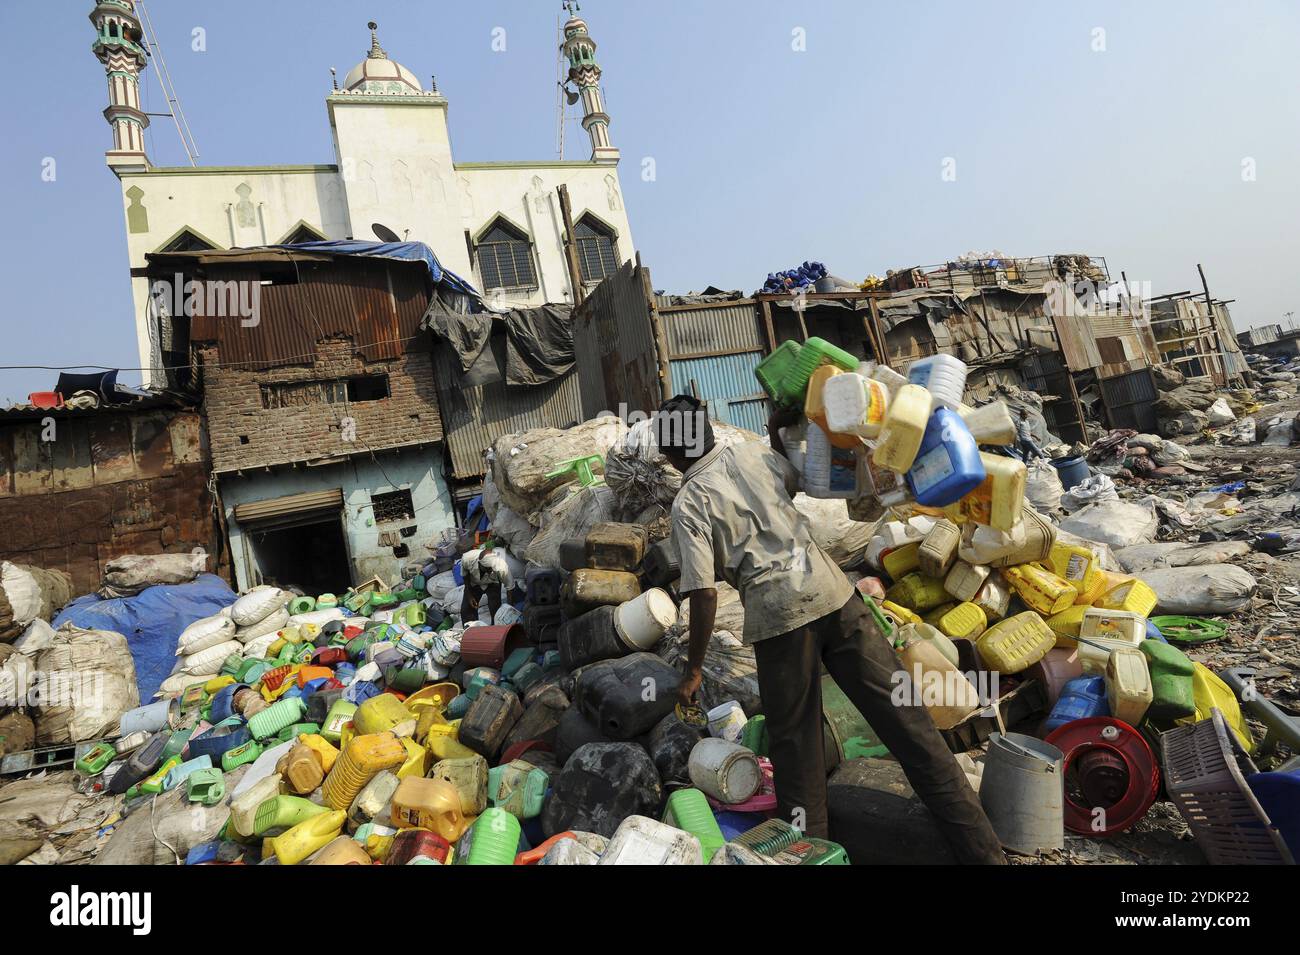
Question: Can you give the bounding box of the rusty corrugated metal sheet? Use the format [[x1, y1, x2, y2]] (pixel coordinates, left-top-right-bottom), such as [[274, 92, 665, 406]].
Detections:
[[660, 301, 765, 357], [432, 341, 584, 479], [572, 261, 662, 419], [185, 255, 430, 370]]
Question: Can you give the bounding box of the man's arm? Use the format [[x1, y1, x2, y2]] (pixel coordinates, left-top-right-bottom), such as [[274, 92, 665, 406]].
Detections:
[[767, 405, 801, 459], [678, 587, 717, 707]]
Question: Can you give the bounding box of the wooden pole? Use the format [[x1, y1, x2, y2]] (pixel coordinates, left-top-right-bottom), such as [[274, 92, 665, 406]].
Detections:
[[557, 184, 584, 307]]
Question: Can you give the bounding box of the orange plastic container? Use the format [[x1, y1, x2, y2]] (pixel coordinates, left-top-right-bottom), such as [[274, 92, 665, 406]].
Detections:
[[296, 666, 334, 687], [321, 731, 407, 810]]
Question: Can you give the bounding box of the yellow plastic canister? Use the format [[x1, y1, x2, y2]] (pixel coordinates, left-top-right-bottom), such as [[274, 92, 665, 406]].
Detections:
[[425, 720, 479, 761], [298, 734, 340, 775], [1105, 646, 1153, 726], [871, 383, 932, 472], [1076, 608, 1147, 673], [1001, 564, 1076, 616], [321, 732, 407, 810], [396, 735, 430, 779], [1046, 604, 1089, 646], [1097, 578, 1158, 617], [268, 809, 346, 865], [923, 603, 956, 626], [936, 602, 988, 640], [881, 541, 921, 580], [1175, 663, 1254, 752], [354, 694, 417, 737], [976, 611, 1055, 674], [1072, 568, 1109, 606], [918, 520, 962, 578], [1047, 542, 1098, 596], [886, 573, 950, 612], [951, 453, 1027, 531], [390, 776, 471, 842], [204, 675, 235, 695]]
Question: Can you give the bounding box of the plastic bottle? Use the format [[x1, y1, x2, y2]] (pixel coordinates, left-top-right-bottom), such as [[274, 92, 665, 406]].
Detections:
[[885, 573, 950, 613], [321, 732, 407, 810], [463, 808, 523, 865], [487, 760, 550, 818], [803, 423, 861, 498], [267, 809, 346, 865], [558, 605, 632, 670], [917, 518, 961, 578], [958, 401, 1017, 445], [1105, 646, 1153, 726], [1138, 640, 1196, 721], [949, 453, 1027, 531], [944, 560, 990, 602], [1002, 564, 1077, 616], [907, 354, 967, 410], [430, 754, 490, 815], [804, 365, 861, 450], [894, 633, 982, 730], [871, 384, 932, 472], [1076, 609, 1147, 673], [253, 794, 332, 836], [309, 834, 372, 865], [391, 776, 470, 842], [598, 815, 703, 866], [1047, 542, 1099, 597], [662, 789, 726, 862], [1042, 675, 1109, 733], [973, 574, 1012, 622], [276, 742, 325, 795], [1096, 578, 1158, 617], [822, 372, 890, 439], [976, 611, 1056, 674], [229, 773, 283, 839], [936, 602, 988, 640], [248, 696, 307, 741], [320, 699, 356, 744]]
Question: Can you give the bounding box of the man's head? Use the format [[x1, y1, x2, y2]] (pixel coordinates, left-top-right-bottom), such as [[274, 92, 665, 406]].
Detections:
[[1019, 408, 1029, 419], [654, 394, 715, 473]]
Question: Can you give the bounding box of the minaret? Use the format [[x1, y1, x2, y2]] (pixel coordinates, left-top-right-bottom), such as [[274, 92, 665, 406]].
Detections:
[[89, 1, 150, 171], [561, 4, 619, 162]]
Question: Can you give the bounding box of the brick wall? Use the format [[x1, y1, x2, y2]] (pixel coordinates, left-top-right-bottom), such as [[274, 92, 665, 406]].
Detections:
[[201, 339, 444, 472]]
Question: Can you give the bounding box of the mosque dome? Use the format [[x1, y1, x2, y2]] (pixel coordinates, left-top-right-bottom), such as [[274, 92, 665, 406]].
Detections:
[[342, 22, 423, 94]]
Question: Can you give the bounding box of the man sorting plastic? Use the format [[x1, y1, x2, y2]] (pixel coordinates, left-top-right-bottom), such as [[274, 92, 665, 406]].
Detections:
[[459, 545, 513, 624], [655, 394, 1005, 864]]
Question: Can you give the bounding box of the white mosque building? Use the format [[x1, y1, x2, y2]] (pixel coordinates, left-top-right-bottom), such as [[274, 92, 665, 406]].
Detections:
[[90, 1, 634, 384]]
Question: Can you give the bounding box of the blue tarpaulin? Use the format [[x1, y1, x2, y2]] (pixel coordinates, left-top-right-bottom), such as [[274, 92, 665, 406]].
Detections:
[[52, 574, 237, 701], [277, 240, 481, 299]]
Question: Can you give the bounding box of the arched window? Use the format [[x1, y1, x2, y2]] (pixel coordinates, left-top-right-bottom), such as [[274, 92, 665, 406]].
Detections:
[[575, 215, 619, 283], [159, 228, 216, 253], [476, 219, 538, 290]]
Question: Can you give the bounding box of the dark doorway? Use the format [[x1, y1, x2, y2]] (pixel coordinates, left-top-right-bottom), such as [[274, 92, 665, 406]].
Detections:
[[248, 516, 351, 595]]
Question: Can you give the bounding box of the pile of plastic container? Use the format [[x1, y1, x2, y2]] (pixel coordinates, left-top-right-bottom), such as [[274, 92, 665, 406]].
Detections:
[[80, 517, 851, 865], [756, 337, 1260, 843]]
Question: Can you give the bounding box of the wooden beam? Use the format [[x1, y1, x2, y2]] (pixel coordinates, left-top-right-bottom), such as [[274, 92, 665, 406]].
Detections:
[[556, 184, 584, 307]]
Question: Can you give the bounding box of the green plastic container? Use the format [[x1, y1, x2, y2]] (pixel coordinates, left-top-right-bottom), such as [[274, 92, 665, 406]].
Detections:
[[399, 603, 426, 628], [368, 593, 398, 612], [663, 788, 726, 862], [220, 653, 243, 677], [74, 741, 116, 776], [734, 818, 850, 865], [249, 697, 307, 741], [1139, 639, 1196, 721], [252, 795, 331, 836], [320, 699, 357, 744], [501, 647, 533, 682], [740, 714, 768, 757], [394, 587, 421, 603], [464, 808, 522, 865], [343, 591, 369, 613], [487, 760, 549, 819], [316, 593, 338, 610], [755, 337, 858, 409], [221, 739, 262, 772], [276, 722, 321, 743], [288, 595, 317, 615], [161, 726, 197, 762], [187, 767, 226, 805]]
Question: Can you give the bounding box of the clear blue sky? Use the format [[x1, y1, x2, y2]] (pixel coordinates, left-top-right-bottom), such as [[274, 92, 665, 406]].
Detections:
[[2, 0, 1298, 403]]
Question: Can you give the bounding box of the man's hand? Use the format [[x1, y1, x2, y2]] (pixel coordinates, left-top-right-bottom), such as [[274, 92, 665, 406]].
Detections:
[[676, 668, 702, 708]]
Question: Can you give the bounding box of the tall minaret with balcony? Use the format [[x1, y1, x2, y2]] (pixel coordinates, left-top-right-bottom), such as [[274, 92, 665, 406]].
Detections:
[[561, 4, 619, 162], [90, 1, 150, 172]]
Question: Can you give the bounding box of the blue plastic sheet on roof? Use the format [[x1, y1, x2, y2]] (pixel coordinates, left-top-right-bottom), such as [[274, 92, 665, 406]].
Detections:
[[277, 239, 481, 299], [52, 573, 238, 701]]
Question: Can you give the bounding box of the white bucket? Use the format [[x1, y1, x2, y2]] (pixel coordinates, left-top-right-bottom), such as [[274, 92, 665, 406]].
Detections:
[[687, 738, 761, 804], [613, 588, 677, 650], [706, 700, 748, 742]]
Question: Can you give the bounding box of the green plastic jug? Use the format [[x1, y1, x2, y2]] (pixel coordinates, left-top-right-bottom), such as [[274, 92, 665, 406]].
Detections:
[[464, 808, 521, 865], [252, 795, 332, 836], [1139, 639, 1196, 721], [662, 788, 726, 862], [487, 760, 549, 819], [249, 697, 307, 741], [221, 739, 262, 772]]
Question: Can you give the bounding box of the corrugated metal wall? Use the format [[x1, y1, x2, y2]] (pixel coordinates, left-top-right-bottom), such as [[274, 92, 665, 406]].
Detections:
[[432, 340, 584, 479], [572, 261, 662, 419], [669, 352, 769, 434]]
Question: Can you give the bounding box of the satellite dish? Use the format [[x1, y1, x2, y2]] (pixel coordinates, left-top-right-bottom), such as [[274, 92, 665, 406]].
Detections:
[[372, 222, 401, 243]]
